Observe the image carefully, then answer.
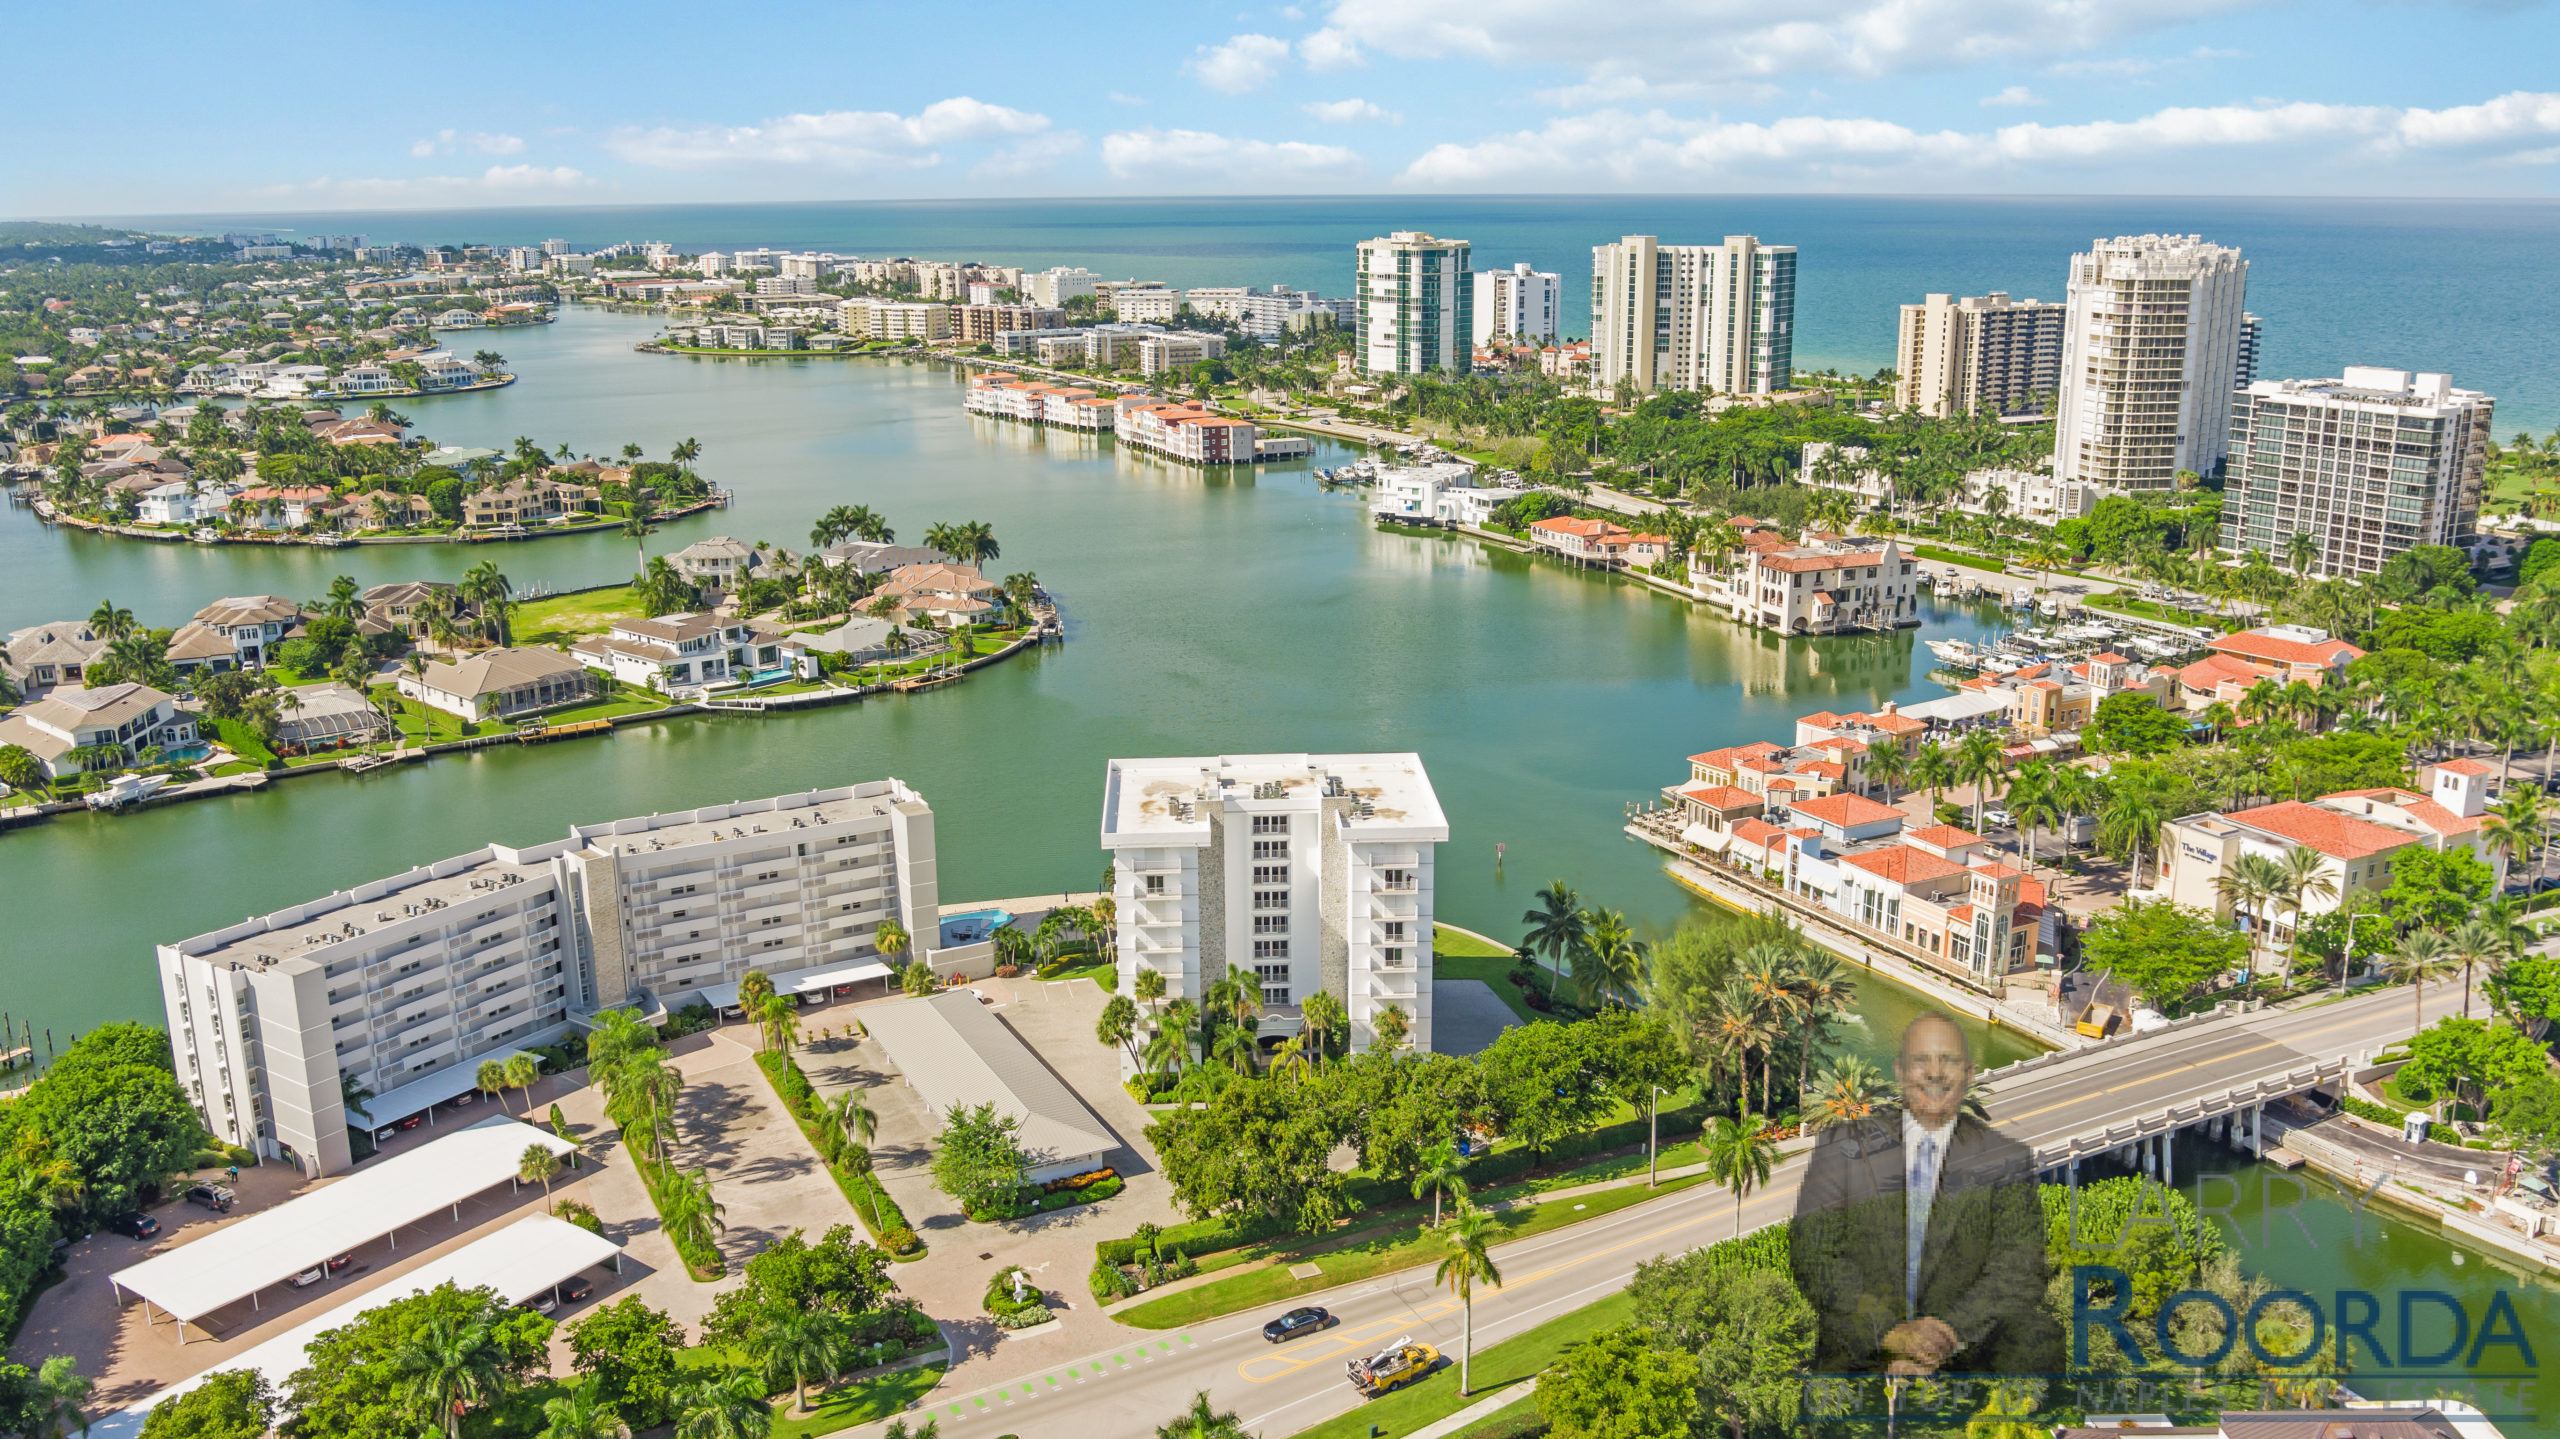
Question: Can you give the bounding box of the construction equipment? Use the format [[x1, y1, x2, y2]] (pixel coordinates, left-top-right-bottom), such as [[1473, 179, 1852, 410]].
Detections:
[[1346, 1338, 1438, 1397]]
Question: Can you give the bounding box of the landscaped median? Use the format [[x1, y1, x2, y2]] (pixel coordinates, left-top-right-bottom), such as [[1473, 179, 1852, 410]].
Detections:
[[1285, 1292, 1636, 1439], [754, 1047, 928, 1260], [1106, 1168, 1708, 1329]]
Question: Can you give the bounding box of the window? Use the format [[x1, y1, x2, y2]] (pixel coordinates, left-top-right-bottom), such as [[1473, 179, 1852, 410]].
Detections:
[[1251, 815, 1289, 835], [1143, 874, 1166, 896], [1253, 865, 1288, 885], [1254, 888, 1288, 912], [1253, 939, 1289, 960], [1253, 916, 1289, 935], [1382, 921, 1407, 941], [1252, 840, 1288, 860]]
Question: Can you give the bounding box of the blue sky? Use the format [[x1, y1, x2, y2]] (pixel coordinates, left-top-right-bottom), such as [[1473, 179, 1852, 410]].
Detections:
[[9, 0, 2559, 215]]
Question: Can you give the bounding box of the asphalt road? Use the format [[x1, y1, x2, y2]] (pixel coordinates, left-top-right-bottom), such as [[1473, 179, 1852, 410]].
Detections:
[[851, 979, 2464, 1438]]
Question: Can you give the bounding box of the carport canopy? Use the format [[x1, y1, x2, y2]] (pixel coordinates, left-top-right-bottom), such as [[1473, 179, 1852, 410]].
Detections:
[[349, 1045, 538, 1130], [108, 1114, 578, 1328], [779, 959, 894, 994], [864, 989, 1116, 1181], [89, 1216, 620, 1438]]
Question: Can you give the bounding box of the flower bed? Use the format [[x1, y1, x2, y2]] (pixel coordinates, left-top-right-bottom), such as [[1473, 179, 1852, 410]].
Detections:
[[962, 1170, 1123, 1222], [753, 1050, 927, 1259]]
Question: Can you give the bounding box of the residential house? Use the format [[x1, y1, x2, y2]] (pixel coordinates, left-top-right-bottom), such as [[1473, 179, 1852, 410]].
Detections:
[[163, 623, 239, 675], [667, 536, 791, 598], [820, 540, 950, 576], [3, 621, 109, 697], [461, 477, 598, 529], [572, 613, 757, 691], [189, 595, 304, 667], [270, 681, 395, 753], [0, 682, 200, 778], [360, 581, 456, 637], [1694, 528, 1920, 635], [396, 647, 595, 722]]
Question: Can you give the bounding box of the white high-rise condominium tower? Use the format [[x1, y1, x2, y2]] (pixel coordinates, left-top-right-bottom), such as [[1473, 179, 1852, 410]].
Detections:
[[1894, 292, 2065, 418], [1471, 262, 1560, 346], [1101, 753, 1447, 1059], [2052, 234, 2251, 490], [1590, 235, 1794, 397], [1354, 232, 1472, 375], [159, 781, 951, 1175], [2221, 367, 2493, 578]]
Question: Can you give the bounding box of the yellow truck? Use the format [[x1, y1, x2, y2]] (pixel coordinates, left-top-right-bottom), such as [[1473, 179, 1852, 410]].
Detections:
[[1347, 1340, 1440, 1397]]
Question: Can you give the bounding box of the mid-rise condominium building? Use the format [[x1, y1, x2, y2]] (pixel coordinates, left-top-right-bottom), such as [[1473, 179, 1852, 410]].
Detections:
[[1893, 292, 2064, 418], [2220, 367, 2494, 578], [1354, 232, 1472, 376], [1471, 262, 1561, 345], [2052, 234, 2251, 490], [1100, 753, 1447, 1059], [1590, 235, 1795, 396], [159, 781, 951, 1176]]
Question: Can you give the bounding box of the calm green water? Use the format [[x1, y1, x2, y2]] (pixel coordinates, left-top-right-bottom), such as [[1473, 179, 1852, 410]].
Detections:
[[0, 307, 2019, 1068]]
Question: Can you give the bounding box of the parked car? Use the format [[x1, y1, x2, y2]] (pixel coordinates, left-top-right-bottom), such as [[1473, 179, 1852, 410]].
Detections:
[[184, 1184, 234, 1212], [559, 1277, 594, 1303], [1984, 808, 2014, 828], [107, 1213, 159, 1240], [524, 1292, 558, 1315], [396, 1115, 425, 1131], [290, 1266, 325, 1288], [1262, 1306, 1335, 1342], [327, 1253, 355, 1273]]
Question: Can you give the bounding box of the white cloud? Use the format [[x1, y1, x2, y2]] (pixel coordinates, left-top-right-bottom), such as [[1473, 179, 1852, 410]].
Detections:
[[2048, 44, 2243, 78], [1395, 91, 2560, 188], [607, 98, 1050, 170], [1299, 26, 1365, 69], [1304, 97, 1400, 123], [1101, 128, 1363, 184], [974, 130, 1087, 178], [1314, 0, 2257, 85], [1980, 85, 2043, 107], [259, 165, 596, 208], [407, 129, 526, 158], [1187, 33, 1292, 93], [1108, 91, 1148, 106]]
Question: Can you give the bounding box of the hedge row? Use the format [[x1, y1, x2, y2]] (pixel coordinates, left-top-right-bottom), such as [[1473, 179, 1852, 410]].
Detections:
[[753, 1050, 926, 1258]]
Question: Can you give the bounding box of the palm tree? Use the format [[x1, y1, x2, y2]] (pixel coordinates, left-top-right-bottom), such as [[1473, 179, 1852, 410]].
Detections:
[[873, 918, 909, 968], [1804, 1055, 1892, 1130], [520, 1143, 563, 1211], [1954, 728, 2006, 832], [2446, 918, 2516, 1021], [88, 598, 137, 640], [2274, 845, 2339, 972], [1434, 1202, 1504, 1396], [1155, 1391, 1249, 1439], [673, 1367, 773, 1439], [541, 1378, 632, 1439], [671, 436, 703, 471], [2483, 788, 2547, 880], [1097, 993, 1142, 1071], [2385, 930, 2459, 1038], [16, 1357, 90, 1439], [476, 1059, 509, 1109], [1413, 1135, 1469, 1227], [1866, 740, 1911, 804], [662, 1167, 728, 1261], [621, 487, 659, 566], [1299, 987, 1344, 1065], [393, 1312, 506, 1439], [2096, 779, 2172, 890], [762, 1310, 850, 1416], [459, 560, 514, 645], [1910, 740, 1955, 812], [1703, 1114, 1776, 1238], [826, 1090, 884, 1229], [1574, 908, 1643, 1006], [506, 1053, 541, 1114], [323, 574, 363, 622], [2215, 851, 2290, 988], [1519, 881, 1586, 1001]]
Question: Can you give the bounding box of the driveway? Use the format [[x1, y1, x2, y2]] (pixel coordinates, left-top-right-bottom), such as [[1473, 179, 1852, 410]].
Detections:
[[801, 976, 1186, 1391]]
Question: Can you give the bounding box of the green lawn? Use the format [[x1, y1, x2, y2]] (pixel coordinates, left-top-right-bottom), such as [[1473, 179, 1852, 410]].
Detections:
[[1038, 959, 1116, 987], [1114, 1170, 1706, 1329], [2079, 589, 2239, 634], [513, 585, 648, 647], [1451, 1393, 1544, 1438], [538, 686, 667, 724], [767, 1364, 946, 1437], [1911, 543, 2008, 574], [1287, 1292, 1635, 1439], [1432, 924, 1544, 1025]]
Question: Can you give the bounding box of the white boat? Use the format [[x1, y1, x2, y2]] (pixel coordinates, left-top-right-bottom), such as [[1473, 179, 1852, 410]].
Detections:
[[85, 773, 174, 811], [1925, 639, 1984, 668], [189, 527, 219, 544]]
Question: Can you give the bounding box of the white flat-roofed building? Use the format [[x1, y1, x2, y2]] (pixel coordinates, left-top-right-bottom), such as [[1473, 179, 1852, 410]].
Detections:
[[1471, 262, 1560, 345], [1024, 266, 1101, 307], [159, 780, 948, 1175], [2220, 367, 2494, 578], [1371, 462, 1502, 529], [1109, 286, 1180, 324], [1591, 234, 1794, 396], [1136, 332, 1225, 375], [1356, 232, 1472, 376], [1101, 753, 1447, 1060]]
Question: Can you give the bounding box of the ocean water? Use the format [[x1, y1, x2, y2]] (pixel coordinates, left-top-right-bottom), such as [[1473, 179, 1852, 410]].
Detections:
[[91, 195, 2560, 431]]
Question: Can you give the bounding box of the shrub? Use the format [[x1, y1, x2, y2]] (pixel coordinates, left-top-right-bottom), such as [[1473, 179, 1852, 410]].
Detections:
[[994, 964, 1021, 979], [1089, 1256, 1139, 1302], [556, 1199, 604, 1236]]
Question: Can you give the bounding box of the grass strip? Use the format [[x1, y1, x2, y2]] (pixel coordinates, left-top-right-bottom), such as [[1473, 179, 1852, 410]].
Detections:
[[1286, 1292, 1634, 1439]]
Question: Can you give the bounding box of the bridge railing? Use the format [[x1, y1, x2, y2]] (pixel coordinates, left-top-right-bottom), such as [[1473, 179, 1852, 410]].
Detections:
[[2027, 1057, 2349, 1170], [1980, 1000, 2251, 1088]]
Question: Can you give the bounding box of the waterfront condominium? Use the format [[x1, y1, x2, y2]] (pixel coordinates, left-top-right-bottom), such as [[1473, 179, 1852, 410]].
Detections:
[[2220, 367, 2494, 578], [158, 781, 949, 1176], [1100, 753, 1447, 1059], [1589, 234, 1795, 397], [1893, 292, 2065, 418], [1354, 232, 1472, 376], [1470, 261, 1561, 346], [2052, 234, 2251, 490]]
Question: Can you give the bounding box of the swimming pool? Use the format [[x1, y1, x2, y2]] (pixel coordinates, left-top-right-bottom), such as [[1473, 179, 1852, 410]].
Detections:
[[939, 908, 1015, 946], [159, 744, 211, 763]]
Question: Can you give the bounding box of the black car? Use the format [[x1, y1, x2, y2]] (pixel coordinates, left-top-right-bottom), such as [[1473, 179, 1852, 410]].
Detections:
[[1261, 1306, 1335, 1342], [107, 1213, 160, 1240], [559, 1277, 594, 1303]]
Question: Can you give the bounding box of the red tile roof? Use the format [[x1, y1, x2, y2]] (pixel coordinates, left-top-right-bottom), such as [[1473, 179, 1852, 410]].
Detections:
[[2178, 653, 2271, 691], [2211, 629, 2364, 669], [2227, 801, 2411, 860], [1678, 784, 1764, 812], [2323, 789, 2482, 837], [1906, 824, 1984, 849], [2432, 758, 2493, 777], [1840, 845, 1968, 885], [1789, 792, 1905, 830]]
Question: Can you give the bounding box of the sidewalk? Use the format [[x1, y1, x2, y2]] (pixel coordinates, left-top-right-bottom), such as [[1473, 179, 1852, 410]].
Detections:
[[1412, 1379, 1537, 1439]]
